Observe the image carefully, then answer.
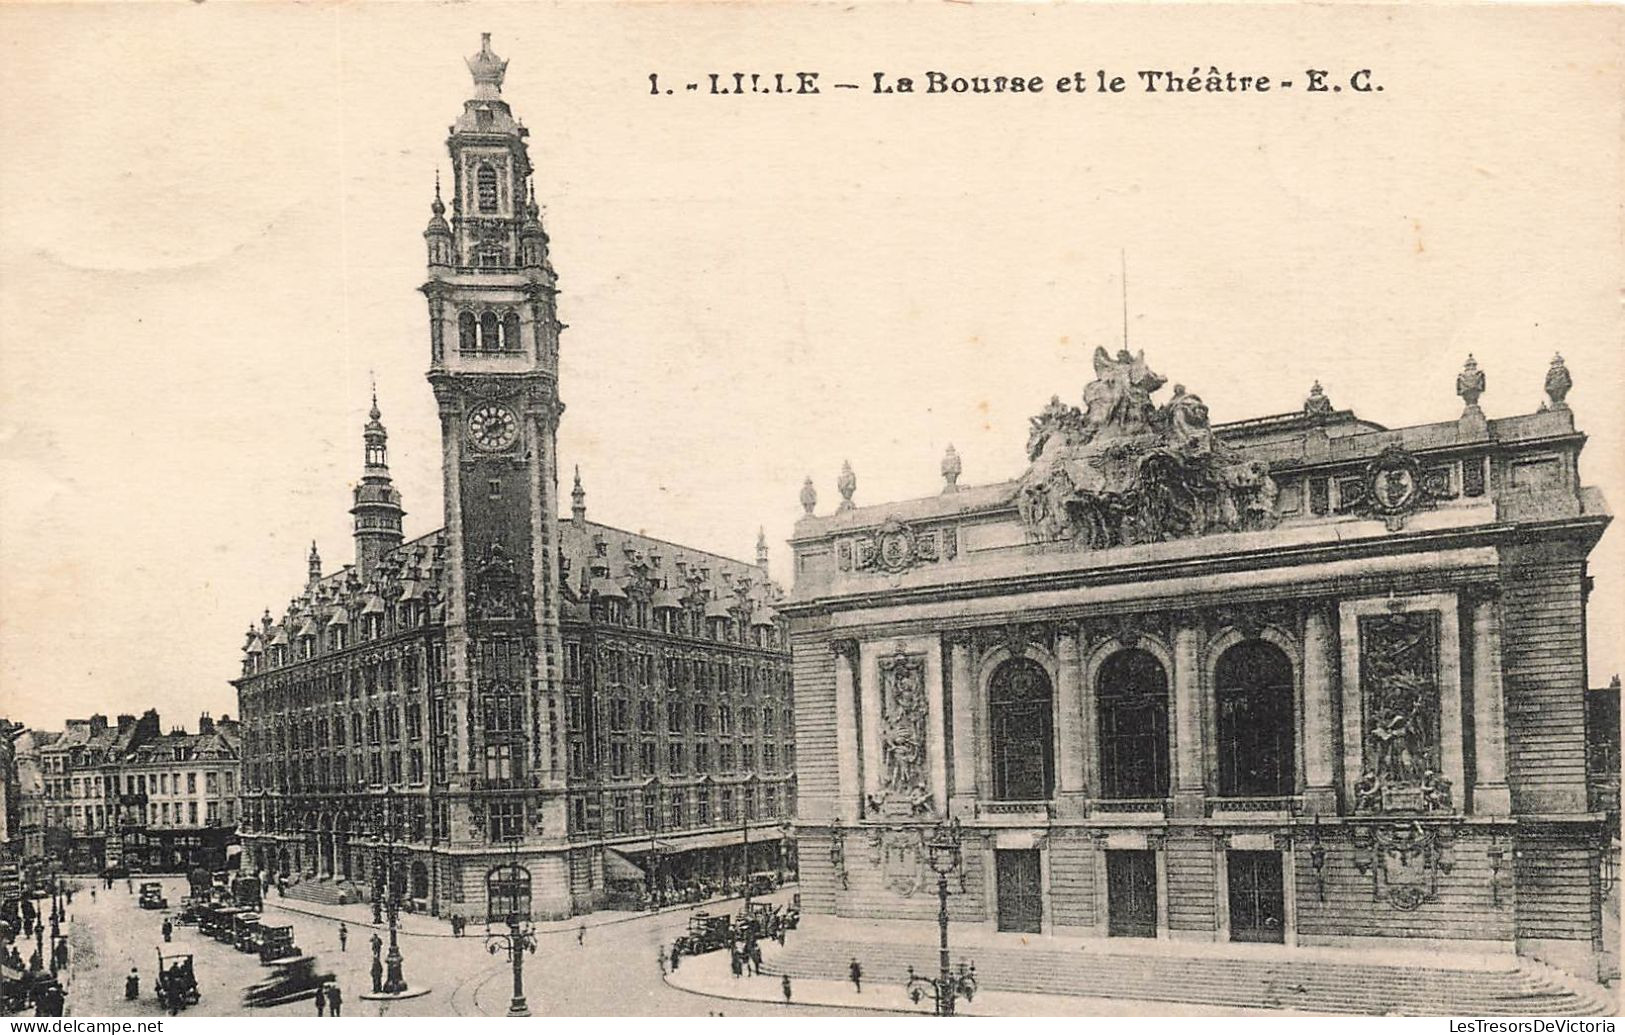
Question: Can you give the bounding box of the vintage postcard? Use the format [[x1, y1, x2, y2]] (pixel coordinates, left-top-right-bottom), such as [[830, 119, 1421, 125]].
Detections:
[[0, 1, 1620, 1021]]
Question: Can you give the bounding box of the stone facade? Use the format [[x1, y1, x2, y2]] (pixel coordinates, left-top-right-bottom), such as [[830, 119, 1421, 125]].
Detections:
[[232, 37, 794, 921], [783, 348, 1612, 980]]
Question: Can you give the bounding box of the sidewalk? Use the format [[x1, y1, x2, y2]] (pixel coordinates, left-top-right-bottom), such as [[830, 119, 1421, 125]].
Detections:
[[260, 885, 801, 941], [663, 938, 1292, 1017]]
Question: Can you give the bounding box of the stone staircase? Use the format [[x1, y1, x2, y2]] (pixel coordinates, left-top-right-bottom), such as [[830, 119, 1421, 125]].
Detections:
[[282, 878, 361, 907], [764, 938, 1616, 1016]]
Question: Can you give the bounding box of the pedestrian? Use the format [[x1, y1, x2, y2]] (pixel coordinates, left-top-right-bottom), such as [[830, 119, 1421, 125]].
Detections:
[[849, 957, 863, 993], [729, 948, 742, 979], [338, 922, 348, 952], [90, 889, 96, 903], [576, 923, 586, 947], [370, 954, 383, 995], [657, 945, 667, 977], [126, 878, 133, 894], [370, 931, 382, 958], [327, 983, 343, 1017], [162, 919, 173, 943], [314, 984, 326, 1016], [125, 967, 140, 1000], [670, 944, 681, 973], [781, 974, 793, 1005], [750, 941, 763, 975]]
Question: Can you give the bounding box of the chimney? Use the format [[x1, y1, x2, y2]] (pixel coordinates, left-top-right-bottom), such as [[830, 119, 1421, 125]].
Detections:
[[89, 714, 108, 736], [198, 713, 215, 735]]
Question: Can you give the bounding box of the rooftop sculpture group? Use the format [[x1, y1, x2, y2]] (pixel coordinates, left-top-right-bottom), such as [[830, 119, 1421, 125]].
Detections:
[[1017, 347, 1277, 548]]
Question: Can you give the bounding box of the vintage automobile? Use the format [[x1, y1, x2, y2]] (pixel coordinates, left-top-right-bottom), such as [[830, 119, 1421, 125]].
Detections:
[[155, 952, 200, 1013], [138, 882, 168, 910], [258, 925, 300, 965], [243, 956, 334, 1009], [211, 906, 245, 943], [673, 911, 733, 956], [232, 913, 263, 953]]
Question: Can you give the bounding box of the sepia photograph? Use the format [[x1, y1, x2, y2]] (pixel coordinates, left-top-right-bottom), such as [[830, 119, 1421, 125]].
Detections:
[[0, 1, 1620, 1021]]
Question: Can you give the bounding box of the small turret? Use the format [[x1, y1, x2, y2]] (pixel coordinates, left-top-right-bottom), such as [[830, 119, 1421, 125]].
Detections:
[[307, 541, 322, 589], [572, 466, 587, 525], [756, 527, 769, 569], [351, 389, 405, 579], [424, 172, 453, 269]]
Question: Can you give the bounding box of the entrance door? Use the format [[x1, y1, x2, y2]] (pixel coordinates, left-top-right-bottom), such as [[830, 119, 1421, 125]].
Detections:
[[1106, 850, 1157, 937], [995, 849, 1042, 933], [1227, 851, 1285, 943]]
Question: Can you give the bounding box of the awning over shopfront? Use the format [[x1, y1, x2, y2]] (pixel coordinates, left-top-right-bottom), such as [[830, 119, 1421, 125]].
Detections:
[[603, 849, 645, 882]]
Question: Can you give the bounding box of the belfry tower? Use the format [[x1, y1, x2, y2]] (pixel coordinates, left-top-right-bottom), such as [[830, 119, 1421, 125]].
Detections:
[[420, 33, 568, 910], [350, 392, 405, 580]]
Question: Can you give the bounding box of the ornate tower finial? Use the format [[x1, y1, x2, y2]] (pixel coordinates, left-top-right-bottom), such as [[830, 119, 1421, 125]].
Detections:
[[1456, 354, 1486, 413], [465, 33, 508, 99], [571, 465, 587, 524], [837, 461, 857, 511], [940, 443, 962, 493], [352, 390, 404, 579], [799, 476, 817, 516], [307, 541, 322, 587], [1304, 380, 1333, 420], [756, 527, 769, 568], [423, 175, 452, 267], [1542, 353, 1572, 411]]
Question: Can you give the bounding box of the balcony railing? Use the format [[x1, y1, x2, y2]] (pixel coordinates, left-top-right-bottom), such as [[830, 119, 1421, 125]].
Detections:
[[1088, 797, 1169, 816], [975, 800, 1053, 819], [1207, 795, 1301, 815]]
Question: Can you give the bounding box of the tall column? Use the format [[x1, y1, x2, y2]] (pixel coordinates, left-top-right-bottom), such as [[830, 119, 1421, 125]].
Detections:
[[1054, 626, 1087, 820], [948, 635, 976, 818], [1171, 617, 1205, 818], [1301, 602, 1341, 815], [1471, 590, 1512, 815], [832, 640, 861, 822]]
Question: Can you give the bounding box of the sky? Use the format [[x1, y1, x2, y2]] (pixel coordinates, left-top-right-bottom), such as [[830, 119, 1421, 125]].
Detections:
[[0, 2, 1620, 731]]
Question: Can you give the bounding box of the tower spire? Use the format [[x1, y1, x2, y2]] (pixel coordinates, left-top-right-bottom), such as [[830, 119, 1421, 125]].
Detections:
[[351, 390, 404, 579], [571, 466, 587, 524]]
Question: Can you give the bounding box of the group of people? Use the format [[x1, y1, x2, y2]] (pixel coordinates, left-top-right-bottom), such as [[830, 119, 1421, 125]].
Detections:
[[312, 981, 344, 1016]]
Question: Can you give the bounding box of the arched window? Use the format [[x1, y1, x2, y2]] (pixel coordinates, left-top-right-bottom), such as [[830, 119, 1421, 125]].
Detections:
[[479, 311, 500, 351], [459, 311, 477, 352], [502, 311, 521, 351], [1097, 648, 1170, 799], [989, 658, 1055, 800], [1215, 641, 1295, 797], [477, 164, 499, 213]]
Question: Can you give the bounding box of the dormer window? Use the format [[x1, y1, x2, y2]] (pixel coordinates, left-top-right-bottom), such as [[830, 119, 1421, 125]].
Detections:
[[477, 164, 499, 213]]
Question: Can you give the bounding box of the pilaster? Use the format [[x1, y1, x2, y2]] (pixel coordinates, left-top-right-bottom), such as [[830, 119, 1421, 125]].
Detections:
[[1171, 616, 1205, 818], [1301, 600, 1341, 815], [1469, 588, 1512, 816]]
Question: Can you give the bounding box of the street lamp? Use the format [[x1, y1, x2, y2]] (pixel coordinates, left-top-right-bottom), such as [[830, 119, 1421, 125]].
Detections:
[[485, 838, 537, 1017], [376, 788, 408, 995], [904, 818, 977, 1017]]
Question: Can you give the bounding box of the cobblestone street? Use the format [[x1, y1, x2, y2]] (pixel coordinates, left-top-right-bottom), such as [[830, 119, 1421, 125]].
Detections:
[[41, 877, 860, 1017]]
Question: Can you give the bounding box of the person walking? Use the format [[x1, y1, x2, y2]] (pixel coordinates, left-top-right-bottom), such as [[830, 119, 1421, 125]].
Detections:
[[327, 983, 343, 1017], [338, 922, 348, 952], [314, 984, 326, 1017], [656, 945, 667, 977], [781, 974, 793, 1005], [849, 957, 863, 994], [576, 923, 586, 947], [161, 919, 173, 943], [125, 967, 139, 1001], [370, 953, 384, 995]]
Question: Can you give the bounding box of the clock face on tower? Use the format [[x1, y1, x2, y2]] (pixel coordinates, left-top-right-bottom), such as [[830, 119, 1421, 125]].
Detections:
[[467, 403, 519, 451]]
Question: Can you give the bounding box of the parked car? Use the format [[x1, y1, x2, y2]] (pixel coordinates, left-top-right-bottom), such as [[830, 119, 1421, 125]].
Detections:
[[138, 883, 168, 910]]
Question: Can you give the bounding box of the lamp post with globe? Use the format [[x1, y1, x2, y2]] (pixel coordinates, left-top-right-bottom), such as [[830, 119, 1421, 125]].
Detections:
[[904, 819, 977, 1016], [485, 838, 537, 1017]]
